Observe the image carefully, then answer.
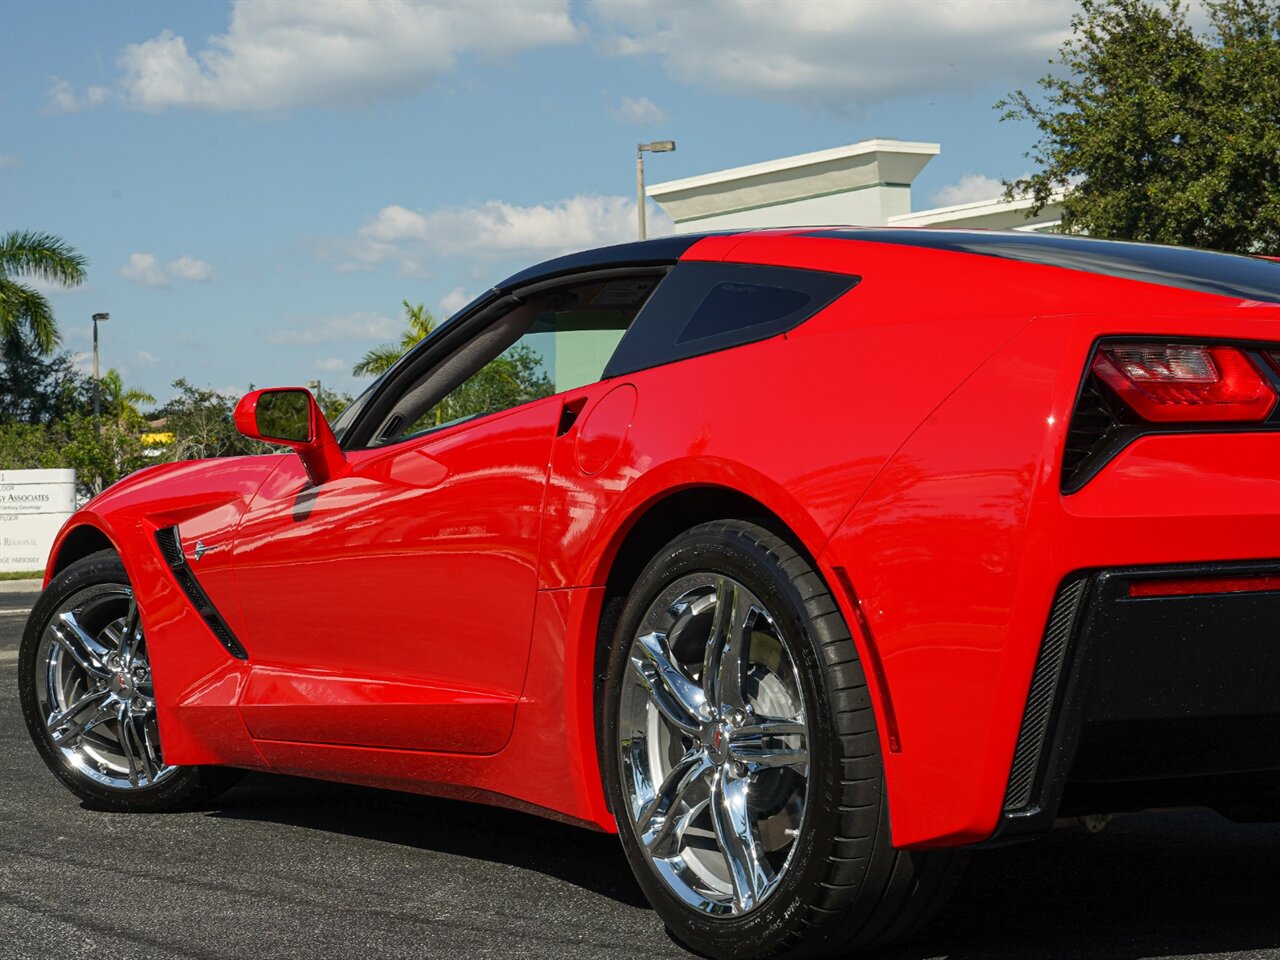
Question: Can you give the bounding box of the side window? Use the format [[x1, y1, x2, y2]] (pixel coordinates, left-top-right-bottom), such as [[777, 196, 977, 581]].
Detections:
[[604, 262, 858, 378], [371, 275, 659, 446]]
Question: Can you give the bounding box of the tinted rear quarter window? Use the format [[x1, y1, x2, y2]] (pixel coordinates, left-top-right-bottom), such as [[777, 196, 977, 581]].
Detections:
[[604, 262, 857, 377]]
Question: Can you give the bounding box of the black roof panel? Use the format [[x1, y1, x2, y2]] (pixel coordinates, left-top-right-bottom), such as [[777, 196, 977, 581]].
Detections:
[[496, 234, 716, 292], [803, 228, 1280, 304]]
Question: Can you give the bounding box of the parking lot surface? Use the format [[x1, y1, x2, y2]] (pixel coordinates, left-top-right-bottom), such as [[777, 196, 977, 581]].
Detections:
[[2, 585, 1278, 960]]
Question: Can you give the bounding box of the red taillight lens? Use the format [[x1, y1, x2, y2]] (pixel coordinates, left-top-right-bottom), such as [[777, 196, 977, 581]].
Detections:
[[1092, 343, 1276, 422]]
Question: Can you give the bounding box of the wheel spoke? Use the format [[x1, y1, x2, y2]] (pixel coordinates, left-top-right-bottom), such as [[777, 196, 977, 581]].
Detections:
[[730, 743, 809, 772], [639, 753, 714, 856], [710, 770, 771, 914], [50, 700, 116, 745], [45, 689, 109, 737], [631, 631, 707, 734], [139, 714, 162, 774], [116, 704, 141, 786], [733, 718, 806, 739], [702, 578, 752, 713], [127, 712, 157, 783], [730, 717, 807, 772], [51, 613, 112, 678], [120, 598, 141, 663]]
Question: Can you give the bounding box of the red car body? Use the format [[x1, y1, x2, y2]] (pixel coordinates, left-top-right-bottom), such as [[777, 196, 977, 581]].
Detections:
[[41, 229, 1280, 849]]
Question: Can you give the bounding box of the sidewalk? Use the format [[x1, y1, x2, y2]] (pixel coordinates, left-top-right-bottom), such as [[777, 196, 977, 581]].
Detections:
[[0, 579, 42, 594]]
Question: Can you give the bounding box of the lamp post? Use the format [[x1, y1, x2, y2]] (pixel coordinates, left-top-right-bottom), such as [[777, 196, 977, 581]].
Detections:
[[636, 140, 676, 240], [91, 312, 109, 497], [92, 313, 109, 437]]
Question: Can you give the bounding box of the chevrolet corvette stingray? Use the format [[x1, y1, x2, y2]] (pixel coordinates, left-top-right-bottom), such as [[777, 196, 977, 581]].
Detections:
[[19, 228, 1280, 958]]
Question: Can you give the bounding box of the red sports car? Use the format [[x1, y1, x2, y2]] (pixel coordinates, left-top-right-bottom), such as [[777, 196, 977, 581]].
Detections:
[[19, 228, 1280, 958]]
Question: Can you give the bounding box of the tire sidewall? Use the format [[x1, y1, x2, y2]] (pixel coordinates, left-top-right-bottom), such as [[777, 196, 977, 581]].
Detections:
[[602, 524, 869, 958], [18, 553, 205, 812]]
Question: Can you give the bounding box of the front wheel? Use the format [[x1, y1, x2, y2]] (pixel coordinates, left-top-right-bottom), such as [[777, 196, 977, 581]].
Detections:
[[603, 520, 962, 959], [19, 551, 240, 811]]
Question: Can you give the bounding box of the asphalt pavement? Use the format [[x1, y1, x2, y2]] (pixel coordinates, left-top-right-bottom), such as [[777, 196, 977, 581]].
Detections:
[[2, 583, 1278, 960]]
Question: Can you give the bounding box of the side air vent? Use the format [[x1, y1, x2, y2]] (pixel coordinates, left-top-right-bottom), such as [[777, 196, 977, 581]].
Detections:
[[155, 525, 185, 567], [153, 526, 248, 660], [1060, 375, 1125, 492], [1003, 574, 1090, 812]]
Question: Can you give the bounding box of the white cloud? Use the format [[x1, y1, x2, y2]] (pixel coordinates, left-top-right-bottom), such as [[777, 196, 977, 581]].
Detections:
[[315, 356, 347, 373], [437, 286, 473, 318], [119, 253, 170, 288], [135, 350, 162, 366], [590, 0, 1074, 108], [613, 95, 665, 125], [109, 0, 582, 112], [331, 194, 670, 274], [48, 77, 108, 112], [930, 174, 1007, 207], [167, 255, 214, 281], [267, 312, 398, 346], [119, 253, 215, 286]]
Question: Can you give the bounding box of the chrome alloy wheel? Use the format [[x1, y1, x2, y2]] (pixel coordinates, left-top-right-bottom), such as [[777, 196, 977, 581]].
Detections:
[[33, 583, 175, 790], [617, 573, 810, 917]]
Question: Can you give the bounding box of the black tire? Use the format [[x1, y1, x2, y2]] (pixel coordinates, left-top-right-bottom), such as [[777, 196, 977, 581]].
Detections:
[[19, 550, 242, 812], [602, 520, 964, 959]]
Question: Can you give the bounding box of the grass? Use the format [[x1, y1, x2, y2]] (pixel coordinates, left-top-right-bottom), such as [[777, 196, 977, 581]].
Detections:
[[0, 570, 42, 581]]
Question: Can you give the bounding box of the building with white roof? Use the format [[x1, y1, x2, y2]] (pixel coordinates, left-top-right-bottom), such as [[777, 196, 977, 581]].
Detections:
[[647, 139, 1063, 234]]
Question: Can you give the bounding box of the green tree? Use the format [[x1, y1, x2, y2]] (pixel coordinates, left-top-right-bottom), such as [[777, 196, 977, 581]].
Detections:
[[353, 300, 435, 377], [154, 379, 259, 462], [0, 231, 88, 352], [0, 330, 87, 424], [311, 384, 353, 424], [1000, 0, 1280, 252], [428, 344, 554, 427], [0, 412, 150, 499]]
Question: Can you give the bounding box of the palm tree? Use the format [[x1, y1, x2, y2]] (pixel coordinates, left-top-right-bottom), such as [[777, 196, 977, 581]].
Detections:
[[353, 300, 436, 377], [0, 231, 88, 353]]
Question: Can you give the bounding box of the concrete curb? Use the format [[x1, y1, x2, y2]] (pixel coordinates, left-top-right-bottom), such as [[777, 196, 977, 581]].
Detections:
[[0, 579, 42, 594]]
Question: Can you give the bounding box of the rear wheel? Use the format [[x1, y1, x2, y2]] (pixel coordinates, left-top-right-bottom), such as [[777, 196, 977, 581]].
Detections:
[[603, 520, 962, 958], [19, 551, 240, 811]]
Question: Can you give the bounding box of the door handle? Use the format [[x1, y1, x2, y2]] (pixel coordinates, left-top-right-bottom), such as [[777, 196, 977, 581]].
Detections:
[[557, 396, 589, 436]]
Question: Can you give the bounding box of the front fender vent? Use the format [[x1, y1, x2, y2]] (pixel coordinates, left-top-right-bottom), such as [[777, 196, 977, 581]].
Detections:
[[154, 526, 248, 660]]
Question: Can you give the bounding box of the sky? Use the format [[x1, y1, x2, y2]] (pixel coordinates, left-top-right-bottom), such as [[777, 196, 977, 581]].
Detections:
[[0, 0, 1083, 405]]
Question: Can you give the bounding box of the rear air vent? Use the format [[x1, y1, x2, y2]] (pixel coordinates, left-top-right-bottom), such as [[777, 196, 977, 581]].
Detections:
[[153, 526, 248, 660], [1060, 375, 1125, 492], [1003, 574, 1090, 812]]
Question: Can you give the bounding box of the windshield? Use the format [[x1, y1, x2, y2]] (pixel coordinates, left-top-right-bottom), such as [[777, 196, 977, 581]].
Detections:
[[329, 373, 383, 445]]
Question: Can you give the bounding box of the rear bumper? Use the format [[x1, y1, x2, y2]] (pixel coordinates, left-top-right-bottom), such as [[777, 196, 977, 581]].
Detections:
[[991, 560, 1280, 843]]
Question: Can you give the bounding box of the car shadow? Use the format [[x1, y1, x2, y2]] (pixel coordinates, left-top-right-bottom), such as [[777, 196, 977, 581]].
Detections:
[[205, 775, 1280, 959], [204, 771, 651, 909], [888, 809, 1280, 960]]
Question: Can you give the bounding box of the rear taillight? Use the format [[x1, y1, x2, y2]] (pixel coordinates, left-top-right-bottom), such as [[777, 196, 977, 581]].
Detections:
[[1091, 343, 1277, 422]]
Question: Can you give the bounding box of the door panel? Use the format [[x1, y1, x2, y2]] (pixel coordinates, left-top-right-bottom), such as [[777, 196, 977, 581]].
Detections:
[[231, 396, 563, 755]]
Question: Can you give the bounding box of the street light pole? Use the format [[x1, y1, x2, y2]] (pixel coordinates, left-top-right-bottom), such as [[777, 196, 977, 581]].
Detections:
[[91, 312, 109, 497], [636, 140, 676, 240], [92, 313, 109, 438]]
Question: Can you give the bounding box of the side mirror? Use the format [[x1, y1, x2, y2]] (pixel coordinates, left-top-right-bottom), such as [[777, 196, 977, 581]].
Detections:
[[234, 388, 347, 486]]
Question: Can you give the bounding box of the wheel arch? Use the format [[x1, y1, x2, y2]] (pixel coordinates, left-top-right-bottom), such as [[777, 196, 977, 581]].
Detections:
[[46, 521, 117, 582]]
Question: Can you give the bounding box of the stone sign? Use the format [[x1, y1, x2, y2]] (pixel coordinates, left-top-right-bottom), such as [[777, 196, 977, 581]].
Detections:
[[0, 469, 76, 573]]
